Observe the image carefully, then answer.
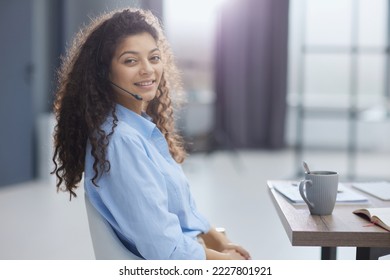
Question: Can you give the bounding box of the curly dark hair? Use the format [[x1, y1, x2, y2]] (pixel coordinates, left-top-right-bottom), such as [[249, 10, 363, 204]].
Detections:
[[52, 8, 186, 199]]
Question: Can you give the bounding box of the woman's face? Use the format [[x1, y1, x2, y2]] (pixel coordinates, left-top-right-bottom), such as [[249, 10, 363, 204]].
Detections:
[[109, 32, 163, 113]]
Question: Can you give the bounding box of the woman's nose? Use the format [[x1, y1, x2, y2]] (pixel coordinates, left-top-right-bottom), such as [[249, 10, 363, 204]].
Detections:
[[139, 60, 153, 75]]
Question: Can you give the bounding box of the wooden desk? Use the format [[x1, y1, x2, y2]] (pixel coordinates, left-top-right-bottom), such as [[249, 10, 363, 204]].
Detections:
[[267, 180, 390, 260]]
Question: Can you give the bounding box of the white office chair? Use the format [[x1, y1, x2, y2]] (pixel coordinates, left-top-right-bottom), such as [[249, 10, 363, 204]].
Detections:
[[84, 193, 142, 260]]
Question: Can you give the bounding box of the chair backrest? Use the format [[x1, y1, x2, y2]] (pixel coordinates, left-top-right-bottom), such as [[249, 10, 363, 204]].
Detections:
[[84, 193, 142, 260]]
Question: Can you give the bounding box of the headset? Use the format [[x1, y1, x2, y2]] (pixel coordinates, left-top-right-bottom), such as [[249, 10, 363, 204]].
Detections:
[[109, 81, 143, 100]]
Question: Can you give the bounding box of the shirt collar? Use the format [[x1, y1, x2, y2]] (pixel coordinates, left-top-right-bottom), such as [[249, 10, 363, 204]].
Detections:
[[115, 104, 156, 138]]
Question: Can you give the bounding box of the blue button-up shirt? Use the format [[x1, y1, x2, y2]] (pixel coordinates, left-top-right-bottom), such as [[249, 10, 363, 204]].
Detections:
[[84, 104, 210, 259]]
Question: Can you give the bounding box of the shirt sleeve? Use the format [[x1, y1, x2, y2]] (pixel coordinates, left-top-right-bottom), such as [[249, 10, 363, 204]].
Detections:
[[95, 132, 206, 260]]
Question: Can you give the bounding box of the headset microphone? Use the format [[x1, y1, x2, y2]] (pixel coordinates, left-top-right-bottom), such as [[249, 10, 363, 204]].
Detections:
[[109, 81, 143, 101]]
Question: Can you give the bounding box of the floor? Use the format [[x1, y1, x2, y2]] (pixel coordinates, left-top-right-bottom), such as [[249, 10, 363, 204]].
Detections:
[[0, 148, 389, 260]]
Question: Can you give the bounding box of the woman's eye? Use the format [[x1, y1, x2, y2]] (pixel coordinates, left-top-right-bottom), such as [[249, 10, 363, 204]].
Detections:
[[150, 55, 161, 62], [124, 58, 136, 64]]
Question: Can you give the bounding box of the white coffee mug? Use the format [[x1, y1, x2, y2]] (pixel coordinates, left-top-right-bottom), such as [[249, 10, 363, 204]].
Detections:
[[299, 171, 338, 215]]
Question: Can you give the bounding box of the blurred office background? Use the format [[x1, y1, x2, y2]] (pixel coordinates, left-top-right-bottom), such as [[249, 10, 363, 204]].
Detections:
[[1, 0, 389, 259]]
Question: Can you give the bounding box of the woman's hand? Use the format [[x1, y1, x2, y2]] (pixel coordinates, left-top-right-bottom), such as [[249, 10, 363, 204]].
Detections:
[[200, 227, 251, 260], [221, 243, 251, 260], [205, 248, 247, 260]]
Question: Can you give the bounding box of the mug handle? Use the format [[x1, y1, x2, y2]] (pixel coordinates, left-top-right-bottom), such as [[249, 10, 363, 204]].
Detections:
[[299, 179, 314, 209]]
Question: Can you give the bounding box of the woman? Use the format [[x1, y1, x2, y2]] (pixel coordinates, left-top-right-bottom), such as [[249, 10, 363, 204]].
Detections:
[[52, 8, 250, 260]]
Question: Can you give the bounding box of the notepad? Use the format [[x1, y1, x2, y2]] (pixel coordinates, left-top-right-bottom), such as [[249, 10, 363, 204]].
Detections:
[[352, 181, 390, 201], [270, 181, 369, 204]]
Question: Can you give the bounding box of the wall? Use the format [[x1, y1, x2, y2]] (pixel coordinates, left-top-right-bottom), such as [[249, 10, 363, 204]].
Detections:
[[0, 0, 34, 186]]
